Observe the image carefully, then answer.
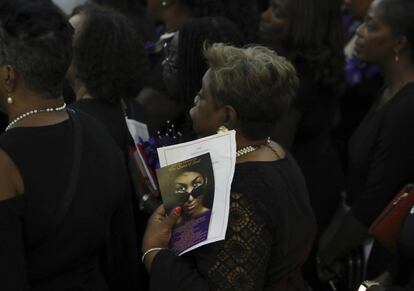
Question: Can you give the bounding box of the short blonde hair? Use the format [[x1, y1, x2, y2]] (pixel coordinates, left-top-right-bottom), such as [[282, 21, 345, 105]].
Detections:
[[204, 43, 298, 139]]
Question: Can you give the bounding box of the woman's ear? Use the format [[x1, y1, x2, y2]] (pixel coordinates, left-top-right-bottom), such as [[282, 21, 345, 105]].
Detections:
[[394, 35, 408, 58], [222, 105, 238, 130]]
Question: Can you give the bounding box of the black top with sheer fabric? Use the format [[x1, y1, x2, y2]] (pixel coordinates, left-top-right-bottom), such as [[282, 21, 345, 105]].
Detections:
[[0, 111, 140, 291], [347, 83, 414, 227], [150, 153, 316, 291]]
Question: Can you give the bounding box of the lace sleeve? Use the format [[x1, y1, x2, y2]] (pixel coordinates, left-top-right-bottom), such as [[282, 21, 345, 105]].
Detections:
[[150, 191, 273, 291], [207, 192, 273, 290]]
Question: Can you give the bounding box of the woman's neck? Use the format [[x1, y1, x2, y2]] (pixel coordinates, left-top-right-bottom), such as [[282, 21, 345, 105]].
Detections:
[[235, 134, 268, 150], [381, 57, 414, 94], [73, 81, 89, 101]]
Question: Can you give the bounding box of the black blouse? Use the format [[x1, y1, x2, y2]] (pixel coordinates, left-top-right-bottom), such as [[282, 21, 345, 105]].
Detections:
[[149, 154, 316, 291], [347, 83, 414, 227], [0, 112, 140, 291]]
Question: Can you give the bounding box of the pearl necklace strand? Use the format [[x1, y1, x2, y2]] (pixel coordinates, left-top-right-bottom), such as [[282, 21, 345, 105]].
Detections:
[[6, 103, 67, 131], [236, 137, 271, 158], [236, 145, 260, 157]]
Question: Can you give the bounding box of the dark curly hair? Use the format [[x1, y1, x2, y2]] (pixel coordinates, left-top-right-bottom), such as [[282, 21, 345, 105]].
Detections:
[[72, 4, 149, 104], [174, 16, 245, 107], [0, 0, 73, 99], [283, 0, 345, 93]]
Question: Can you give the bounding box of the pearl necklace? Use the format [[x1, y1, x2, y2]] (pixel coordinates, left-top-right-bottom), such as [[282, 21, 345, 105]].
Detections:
[[6, 103, 67, 131], [236, 138, 271, 158], [236, 145, 260, 157]]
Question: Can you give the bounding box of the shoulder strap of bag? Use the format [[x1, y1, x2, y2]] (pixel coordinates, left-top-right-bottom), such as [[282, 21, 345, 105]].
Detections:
[[32, 108, 82, 248]]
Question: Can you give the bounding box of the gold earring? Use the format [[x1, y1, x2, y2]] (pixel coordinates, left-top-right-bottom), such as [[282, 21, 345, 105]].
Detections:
[[217, 125, 229, 133], [7, 93, 13, 105]]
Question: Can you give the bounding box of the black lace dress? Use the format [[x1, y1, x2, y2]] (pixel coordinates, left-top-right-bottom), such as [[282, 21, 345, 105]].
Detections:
[[149, 153, 316, 291]]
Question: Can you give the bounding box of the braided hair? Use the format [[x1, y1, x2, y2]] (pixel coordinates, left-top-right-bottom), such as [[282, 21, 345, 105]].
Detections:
[[174, 16, 245, 107]]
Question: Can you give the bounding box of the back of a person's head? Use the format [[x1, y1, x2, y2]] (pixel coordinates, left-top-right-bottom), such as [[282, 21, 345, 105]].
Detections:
[[378, 0, 414, 62], [72, 4, 149, 103], [204, 43, 299, 140], [284, 0, 345, 91], [176, 16, 245, 106], [0, 0, 73, 99]]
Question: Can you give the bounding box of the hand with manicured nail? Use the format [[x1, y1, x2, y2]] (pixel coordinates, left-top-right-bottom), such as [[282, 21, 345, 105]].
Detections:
[[142, 205, 182, 270]]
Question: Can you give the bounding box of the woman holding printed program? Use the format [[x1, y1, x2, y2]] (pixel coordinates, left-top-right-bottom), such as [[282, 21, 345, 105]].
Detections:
[[142, 43, 317, 291]]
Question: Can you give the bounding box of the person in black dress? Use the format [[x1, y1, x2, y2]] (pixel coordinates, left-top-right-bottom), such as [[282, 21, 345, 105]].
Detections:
[[0, 1, 139, 290], [142, 43, 317, 290], [67, 4, 150, 154], [158, 17, 245, 137], [259, 0, 345, 231], [67, 5, 154, 288], [318, 0, 414, 282], [138, 16, 245, 136], [259, 0, 346, 289]]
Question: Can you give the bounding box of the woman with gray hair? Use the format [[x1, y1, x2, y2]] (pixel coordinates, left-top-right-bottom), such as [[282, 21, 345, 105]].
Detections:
[[142, 43, 317, 291]]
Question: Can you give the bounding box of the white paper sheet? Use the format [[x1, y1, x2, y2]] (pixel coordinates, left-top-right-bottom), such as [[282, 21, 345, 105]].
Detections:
[[157, 131, 236, 254], [125, 118, 150, 144]]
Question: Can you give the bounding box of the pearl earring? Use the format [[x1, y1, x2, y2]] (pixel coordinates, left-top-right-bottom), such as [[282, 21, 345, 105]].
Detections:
[[395, 51, 399, 62], [161, 1, 167, 6], [217, 125, 229, 133], [7, 94, 13, 104]]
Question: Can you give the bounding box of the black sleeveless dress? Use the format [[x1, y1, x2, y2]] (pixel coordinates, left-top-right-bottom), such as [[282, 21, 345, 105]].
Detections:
[[0, 110, 140, 291]]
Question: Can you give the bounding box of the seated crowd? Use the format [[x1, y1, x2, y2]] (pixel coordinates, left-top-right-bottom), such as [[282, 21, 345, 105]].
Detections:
[[0, 0, 413, 290]]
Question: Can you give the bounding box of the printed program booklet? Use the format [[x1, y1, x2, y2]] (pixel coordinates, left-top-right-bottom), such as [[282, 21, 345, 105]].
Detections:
[[157, 130, 236, 255], [156, 153, 215, 255]]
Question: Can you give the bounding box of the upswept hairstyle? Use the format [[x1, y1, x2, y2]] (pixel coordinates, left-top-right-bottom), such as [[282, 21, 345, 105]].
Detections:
[[204, 43, 299, 140], [0, 0, 73, 99], [283, 0, 345, 92], [175, 16, 245, 107], [377, 0, 414, 62], [72, 4, 149, 104]]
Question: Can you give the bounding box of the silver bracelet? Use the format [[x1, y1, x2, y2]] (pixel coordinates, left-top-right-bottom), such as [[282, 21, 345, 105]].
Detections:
[[141, 247, 165, 263]]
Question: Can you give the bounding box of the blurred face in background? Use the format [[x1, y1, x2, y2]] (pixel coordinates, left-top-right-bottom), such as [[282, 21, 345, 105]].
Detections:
[[259, 0, 288, 46], [344, 0, 373, 20], [354, 0, 398, 64]]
